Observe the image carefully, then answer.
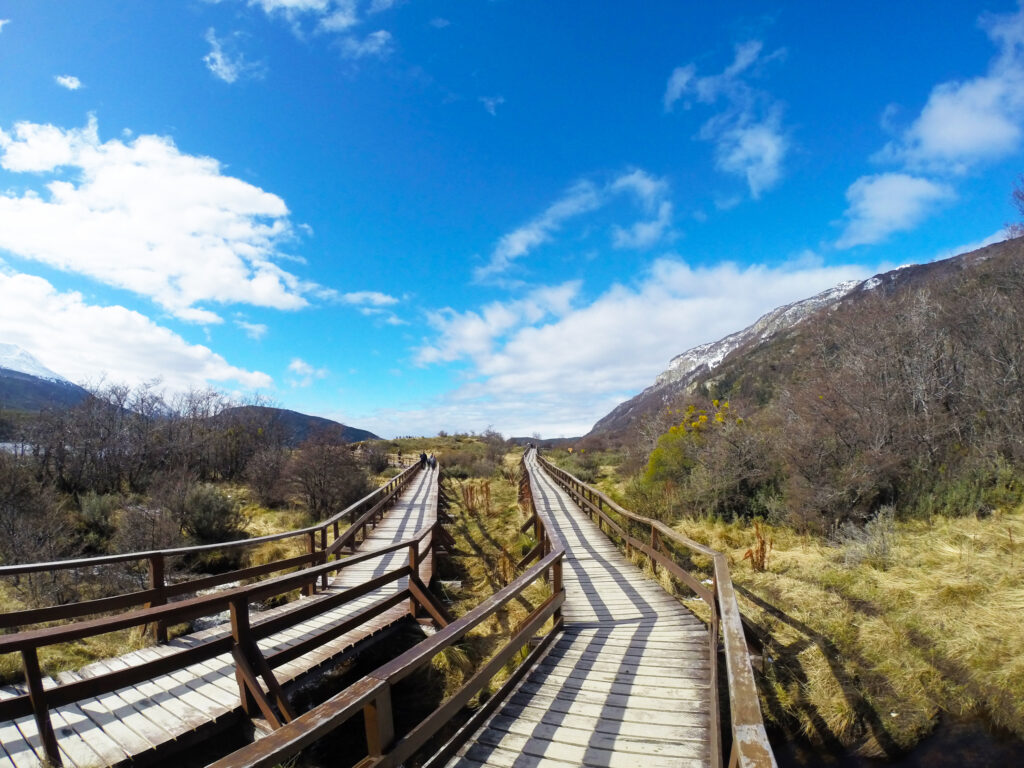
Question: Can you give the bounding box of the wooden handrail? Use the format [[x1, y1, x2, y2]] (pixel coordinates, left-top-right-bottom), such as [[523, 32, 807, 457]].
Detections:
[[0, 462, 421, 640], [536, 452, 777, 768], [0, 462, 420, 577], [0, 462, 438, 768], [209, 452, 567, 768]]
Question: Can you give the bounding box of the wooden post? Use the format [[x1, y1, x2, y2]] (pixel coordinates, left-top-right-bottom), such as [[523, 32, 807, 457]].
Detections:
[[408, 542, 420, 617], [304, 531, 317, 596], [319, 527, 328, 590], [229, 597, 258, 716], [22, 647, 61, 766], [551, 557, 564, 627], [364, 685, 394, 757], [147, 553, 168, 644]]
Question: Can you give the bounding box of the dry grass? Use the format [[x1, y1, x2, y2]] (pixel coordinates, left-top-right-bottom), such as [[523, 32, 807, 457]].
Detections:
[[435, 464, 553, 704], [671, 507, 1024, 757]]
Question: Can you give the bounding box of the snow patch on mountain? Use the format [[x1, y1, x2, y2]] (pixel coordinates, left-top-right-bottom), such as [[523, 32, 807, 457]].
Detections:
[[655, 279, 862, 387], [0, 343, 69, 383]]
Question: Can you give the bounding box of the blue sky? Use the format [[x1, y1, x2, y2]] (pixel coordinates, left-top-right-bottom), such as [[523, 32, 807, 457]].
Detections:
[[0, 1, 1021, 438]]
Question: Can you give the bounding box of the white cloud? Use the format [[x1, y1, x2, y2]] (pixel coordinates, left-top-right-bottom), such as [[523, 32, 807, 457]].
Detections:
[[54, 75, 82, 90], [476, 169, 674, 279], [0, 116, 314, 322], [0, 19, 9, 33], [664, 40, 789, 199], [406, 259, 874, 437], [612, 201, 674, 249], [0, 271, 272, 390], [475, 181, 602, 280], [320, 1, 358, 31], [368, 0, 399, 13], [287, 357, 328, 387], [876, 4, 1024, 172], [430, 18, 450, 29], [340, 30, 393, 59], [235, 319, 269, 339], [251, 0, 330, 14], [204, 28, 262, 84], [417, 282, 580, 365], [479, 96, 505, 116], [713, 110, 786, 199], [341, 291, 398, 306], [836, 173, 955, 248]]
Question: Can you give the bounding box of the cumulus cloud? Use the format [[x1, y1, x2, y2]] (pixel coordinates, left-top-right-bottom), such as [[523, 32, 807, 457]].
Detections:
[[417, 282, 580, 365], [339, 30, 393, 59], [663, 40, 788, 199], [0, 271, 272, 390], [287, 357, 328, 387], [0, 116, 314, 322], [204, 28, 262, 83], [408, 259, 874, 436], [836, 173, 955, 248], [55, 75, 82, 90], [475, 169, 675, 279], [876, 4, 1024, 172]]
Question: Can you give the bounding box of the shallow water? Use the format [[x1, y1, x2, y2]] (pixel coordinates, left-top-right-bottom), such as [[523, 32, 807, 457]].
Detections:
[[772, 716, 1024, 768]]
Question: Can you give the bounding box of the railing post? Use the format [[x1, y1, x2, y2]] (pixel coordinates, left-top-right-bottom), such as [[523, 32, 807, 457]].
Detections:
[[22, 647, 61, 766], [408, 542, 420, 617], [304, 531, 317, 597], [319, 527, 329, 590], [364, 684, 395, 758], [551, 556, 563, 627], [146, 553, 168, 644], [229, 597, 259, 717]]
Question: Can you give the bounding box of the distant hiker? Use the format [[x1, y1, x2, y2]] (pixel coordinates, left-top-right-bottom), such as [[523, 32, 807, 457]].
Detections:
[[428, 453, 437, 469], [419, 452, 428, 467]]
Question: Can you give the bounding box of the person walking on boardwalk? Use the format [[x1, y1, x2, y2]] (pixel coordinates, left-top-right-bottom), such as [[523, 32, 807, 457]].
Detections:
[[419, 452, 427, 467]]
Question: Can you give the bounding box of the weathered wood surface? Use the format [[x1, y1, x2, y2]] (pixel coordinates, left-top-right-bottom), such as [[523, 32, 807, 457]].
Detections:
[[445, 452, 712, 768], [0, 465, 439, 768]]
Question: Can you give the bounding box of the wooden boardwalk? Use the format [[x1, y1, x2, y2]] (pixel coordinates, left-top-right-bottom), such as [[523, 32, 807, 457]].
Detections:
[[0, 464, 439, 768], [445, 452, 712, 768]]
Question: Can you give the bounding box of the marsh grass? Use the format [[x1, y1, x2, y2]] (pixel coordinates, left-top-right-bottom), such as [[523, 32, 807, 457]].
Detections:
[[671, 507, 1024, 757]]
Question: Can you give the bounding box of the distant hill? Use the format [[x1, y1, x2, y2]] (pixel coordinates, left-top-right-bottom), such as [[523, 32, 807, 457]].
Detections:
[[0, 344, 90, 412], [220, 405, 380, 446], [586, 238, 1020, 443]]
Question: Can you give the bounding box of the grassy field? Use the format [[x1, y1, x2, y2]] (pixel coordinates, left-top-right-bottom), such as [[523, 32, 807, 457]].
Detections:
[[430, 448, 554, 700], [676, 508, 1024, 757], [542, 448, 1024, 757]]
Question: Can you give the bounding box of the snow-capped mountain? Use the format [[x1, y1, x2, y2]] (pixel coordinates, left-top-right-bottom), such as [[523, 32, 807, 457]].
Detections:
[[0, 343, 69, 383], [653, 280, 862, 389], [583, 240, 1003, 441], [0, 343, 88, 412]]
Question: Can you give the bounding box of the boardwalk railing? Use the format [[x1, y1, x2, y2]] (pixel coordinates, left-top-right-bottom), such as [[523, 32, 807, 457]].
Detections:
[[537, 452, 778, 768], [0, 462, 423, 641], [208, 454, 566, 768], [0, 462, 439, 766]]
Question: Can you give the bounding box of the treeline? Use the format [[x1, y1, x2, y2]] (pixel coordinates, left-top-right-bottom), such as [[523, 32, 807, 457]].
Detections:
[[631, 244, 1024, 530], [0, 383, 376, 598]]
